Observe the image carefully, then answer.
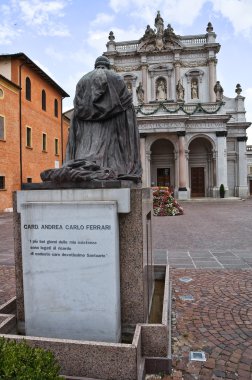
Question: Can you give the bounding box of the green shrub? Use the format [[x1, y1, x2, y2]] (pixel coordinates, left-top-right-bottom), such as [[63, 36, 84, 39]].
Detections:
[[0, 337, 63, 379]]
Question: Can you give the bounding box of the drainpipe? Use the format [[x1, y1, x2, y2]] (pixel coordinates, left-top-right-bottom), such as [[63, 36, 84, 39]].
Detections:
[[19, 62, 26, 188]]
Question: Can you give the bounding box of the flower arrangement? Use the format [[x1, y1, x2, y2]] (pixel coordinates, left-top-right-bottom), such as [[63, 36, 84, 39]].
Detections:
[[152, 186, 184, 216]]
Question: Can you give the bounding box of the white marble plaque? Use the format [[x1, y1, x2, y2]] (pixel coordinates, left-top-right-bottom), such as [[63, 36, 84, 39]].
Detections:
[[20, 200, 121, 342]]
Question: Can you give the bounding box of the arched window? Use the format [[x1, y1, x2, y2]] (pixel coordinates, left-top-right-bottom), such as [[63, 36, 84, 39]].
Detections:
[[25, 77, 31, 101], [54, 99, 58, 117], [42, 90, 46, 111]]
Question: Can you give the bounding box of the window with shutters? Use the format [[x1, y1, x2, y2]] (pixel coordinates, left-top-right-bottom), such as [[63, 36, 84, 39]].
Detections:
[[26, 127, 32, 148], [26, 77, 31, 101], [0, 116, 5, 140]]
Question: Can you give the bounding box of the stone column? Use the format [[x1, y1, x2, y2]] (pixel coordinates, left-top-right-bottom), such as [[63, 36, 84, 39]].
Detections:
[[208, 58, 216, 102], [141, 56, 148, 103], [132, 77, 137, 106], [216, 131, 229, 196], [150, 72, 155, 101], [167, 69, 172, 100], [146, 149, 151, 187], [174, 61, 181, 97], [140, 136, 147, 187], [212, 149, 217, 187], [177, 131, 188, 200], [236, 136, 248, 198], [174, 149, 179, 196]]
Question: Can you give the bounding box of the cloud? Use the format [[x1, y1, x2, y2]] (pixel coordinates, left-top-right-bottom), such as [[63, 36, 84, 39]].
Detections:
[[87, 26, 142, 55], [0, 22, 22, 45], [90, 13, 115, 27], [11, 0, 71, 37], [244, 87, 252, 143], [211, 0, 252, 38], [34, 59, 55, 79], [45, 47, 65, 61], [109, 0, 205, 27]]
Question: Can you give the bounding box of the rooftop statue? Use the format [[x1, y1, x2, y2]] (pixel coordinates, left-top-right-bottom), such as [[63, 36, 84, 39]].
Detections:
[[155, 11, 164, 36], [139, 12, 180, 52], [41, 56, 142, 183]]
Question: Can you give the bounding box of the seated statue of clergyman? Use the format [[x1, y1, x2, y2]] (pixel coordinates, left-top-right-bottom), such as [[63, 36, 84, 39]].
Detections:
[[41, 56, 142, 183]]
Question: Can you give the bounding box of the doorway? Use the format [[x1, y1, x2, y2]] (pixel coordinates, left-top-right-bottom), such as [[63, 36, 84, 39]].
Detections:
[[191, 167, 205, 197], [157, 168, 170, 187]]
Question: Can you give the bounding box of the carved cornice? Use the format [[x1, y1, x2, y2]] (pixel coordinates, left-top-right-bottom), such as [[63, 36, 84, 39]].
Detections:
[[114, 65, 142, 72]]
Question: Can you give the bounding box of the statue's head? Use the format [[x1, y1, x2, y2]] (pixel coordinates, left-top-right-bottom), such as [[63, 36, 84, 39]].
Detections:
[[95, 56, 110, 69]]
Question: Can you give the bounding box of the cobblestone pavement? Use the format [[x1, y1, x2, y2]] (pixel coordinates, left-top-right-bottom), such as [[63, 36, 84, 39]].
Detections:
[[171, 269, 252, 380], [1, 202, 252, 379]]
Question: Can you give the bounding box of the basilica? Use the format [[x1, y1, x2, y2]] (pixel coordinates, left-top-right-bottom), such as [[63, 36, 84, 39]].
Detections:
[[104, 12, 250, 199]]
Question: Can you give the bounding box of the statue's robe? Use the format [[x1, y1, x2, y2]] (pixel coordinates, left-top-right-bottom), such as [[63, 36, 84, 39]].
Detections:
[[66, 68, 142, 180]]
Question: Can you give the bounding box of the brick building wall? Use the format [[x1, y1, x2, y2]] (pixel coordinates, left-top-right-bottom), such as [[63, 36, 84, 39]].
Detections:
[[0, 54, 69, 211], [0, 76, 20, 211], [19, 64, 63, 182]]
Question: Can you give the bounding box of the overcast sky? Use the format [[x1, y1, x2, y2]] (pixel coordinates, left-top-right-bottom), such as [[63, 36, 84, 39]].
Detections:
[[0, 0, 252, 143]]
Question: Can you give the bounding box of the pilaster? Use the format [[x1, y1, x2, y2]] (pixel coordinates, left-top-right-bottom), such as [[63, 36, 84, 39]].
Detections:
[[236, 136, 248, 198], [208, 58, 217, 102], [215, 131, 229, 196]]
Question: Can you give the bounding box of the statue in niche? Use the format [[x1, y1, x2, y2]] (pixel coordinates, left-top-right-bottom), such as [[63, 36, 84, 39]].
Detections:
[[136, 82, 144, 103], [191, 79, 199, 99], [156, 79, 167, 101], [41, 56, 142, 183], [176, 79, 185, 101], [126, 81, 132, 94], [214, 81, 224, 102]]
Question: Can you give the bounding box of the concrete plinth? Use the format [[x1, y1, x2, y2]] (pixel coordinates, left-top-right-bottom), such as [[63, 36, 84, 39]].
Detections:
[[13, 187, 154, 342]]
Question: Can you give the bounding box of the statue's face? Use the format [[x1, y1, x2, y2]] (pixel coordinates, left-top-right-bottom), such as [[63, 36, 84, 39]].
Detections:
[[96, 64, 108, 69]]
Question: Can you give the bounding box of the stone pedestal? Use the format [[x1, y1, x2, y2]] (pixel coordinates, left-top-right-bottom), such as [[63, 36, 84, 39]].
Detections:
[[178, 189, 189, 200], [13, 186, 153, 343]]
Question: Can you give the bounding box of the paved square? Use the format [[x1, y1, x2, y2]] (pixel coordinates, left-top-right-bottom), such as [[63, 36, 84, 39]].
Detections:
[[153, 199, 252, 269]]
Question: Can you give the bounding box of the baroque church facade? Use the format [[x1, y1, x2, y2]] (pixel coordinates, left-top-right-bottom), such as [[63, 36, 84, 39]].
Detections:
[[104, 12, 251, 199]]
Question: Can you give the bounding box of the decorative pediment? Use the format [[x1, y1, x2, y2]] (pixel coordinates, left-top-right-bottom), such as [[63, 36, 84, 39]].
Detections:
[[185, 69, 204, 83], [138, 12, 183, 52]]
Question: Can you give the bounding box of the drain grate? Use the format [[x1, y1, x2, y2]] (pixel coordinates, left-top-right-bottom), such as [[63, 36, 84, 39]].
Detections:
[[179, 294, 194, 301], [179, 277, 193, 283], [189, 351, 206, 361]]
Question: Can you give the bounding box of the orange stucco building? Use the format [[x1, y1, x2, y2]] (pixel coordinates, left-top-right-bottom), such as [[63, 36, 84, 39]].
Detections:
[[0, 53, 69, 211]]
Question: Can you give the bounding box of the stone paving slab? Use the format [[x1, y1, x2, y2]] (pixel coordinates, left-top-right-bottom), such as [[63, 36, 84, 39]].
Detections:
[[171, 269, 252, 380]]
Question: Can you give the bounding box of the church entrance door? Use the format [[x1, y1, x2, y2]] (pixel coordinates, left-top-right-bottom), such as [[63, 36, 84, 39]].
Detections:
[[191, 167, 205, 197], [157, 168, 170, 187]]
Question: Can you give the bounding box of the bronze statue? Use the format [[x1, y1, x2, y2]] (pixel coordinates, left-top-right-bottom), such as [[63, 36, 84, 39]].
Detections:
[[41, 56, 142, 183]]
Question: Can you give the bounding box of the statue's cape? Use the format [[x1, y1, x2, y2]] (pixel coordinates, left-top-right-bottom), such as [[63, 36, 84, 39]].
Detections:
[[74, 69, 132, 121]]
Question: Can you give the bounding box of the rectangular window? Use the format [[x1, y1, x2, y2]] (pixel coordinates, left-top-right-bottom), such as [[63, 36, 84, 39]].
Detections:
[[42, 133, 47, 151], [26, 127, 32, 147], [27, 177, 32, 183], [0, 115, 5, 140], [0, 176, 5, 189], [55, 138, 59, 155]]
